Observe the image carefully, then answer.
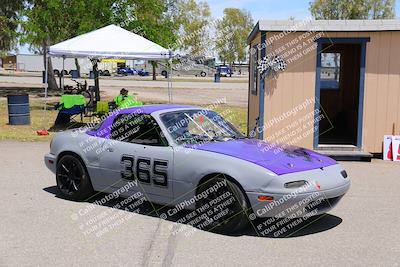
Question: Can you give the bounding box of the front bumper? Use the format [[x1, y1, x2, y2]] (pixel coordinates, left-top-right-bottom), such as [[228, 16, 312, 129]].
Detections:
[[44, 153, 57, 174], [247, 181, 350, 218]]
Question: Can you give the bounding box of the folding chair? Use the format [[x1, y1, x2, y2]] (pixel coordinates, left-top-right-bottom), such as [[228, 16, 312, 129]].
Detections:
[[60, 105, 85, 123]]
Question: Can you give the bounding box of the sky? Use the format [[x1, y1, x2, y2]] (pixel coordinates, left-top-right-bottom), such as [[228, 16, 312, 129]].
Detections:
[[16, 0, 400, 54], [209, 0, 400, 20], [208, 0, 312, 20]]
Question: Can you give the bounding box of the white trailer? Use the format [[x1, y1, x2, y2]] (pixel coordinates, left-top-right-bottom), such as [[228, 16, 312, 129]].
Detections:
[[15, 54, 124, 74]]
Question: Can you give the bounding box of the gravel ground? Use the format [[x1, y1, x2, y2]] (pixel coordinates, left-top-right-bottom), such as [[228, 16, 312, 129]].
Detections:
[[1, 141, 400, 266], [0, 75, 248, 107]]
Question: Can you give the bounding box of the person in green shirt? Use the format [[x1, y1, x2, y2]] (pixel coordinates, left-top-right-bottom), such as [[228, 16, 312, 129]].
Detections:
[[114, 88, 143, 109]]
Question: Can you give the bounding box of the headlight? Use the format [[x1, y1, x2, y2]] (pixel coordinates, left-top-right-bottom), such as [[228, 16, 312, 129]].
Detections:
[[284, 180, 308, 188], [341, 170, 348, 179]]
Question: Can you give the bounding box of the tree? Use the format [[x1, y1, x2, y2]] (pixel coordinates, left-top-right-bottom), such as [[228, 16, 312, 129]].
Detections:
[[368, 0, 396, 19], [60, 0, 115, 75], [114, 0, 180, 80], [0, 0, 24, 54], [21, 0, 66, 90], [21, 0, 180, 86], [216, 8, 253, 66], [310, 0, 395, 19], [21, 0, 115, 90], [175, 0, 211, 57]]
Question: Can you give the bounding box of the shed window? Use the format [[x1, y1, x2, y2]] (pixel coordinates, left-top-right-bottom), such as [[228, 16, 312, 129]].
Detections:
[[320, 53, 341, 90], [251, 45, 259, 95]]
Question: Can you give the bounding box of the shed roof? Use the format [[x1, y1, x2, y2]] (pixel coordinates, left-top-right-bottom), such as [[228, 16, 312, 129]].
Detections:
[[248, 19, 400, 43]]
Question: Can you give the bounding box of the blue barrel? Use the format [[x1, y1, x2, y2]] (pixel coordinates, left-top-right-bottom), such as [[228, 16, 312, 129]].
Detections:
[[7, 94, 30, 125], [71, 70, 79, 79]]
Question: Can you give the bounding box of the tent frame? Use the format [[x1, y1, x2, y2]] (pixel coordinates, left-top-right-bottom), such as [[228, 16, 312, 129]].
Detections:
[[44, 49, 174, 114]]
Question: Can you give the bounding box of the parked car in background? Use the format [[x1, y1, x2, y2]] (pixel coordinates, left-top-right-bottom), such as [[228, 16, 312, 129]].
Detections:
[[117, 67, 138, 75], [217, 66, 233, 77], [138, 69, 150, 76], [159, 57, 214, 78], [99, 69, 111, 76]]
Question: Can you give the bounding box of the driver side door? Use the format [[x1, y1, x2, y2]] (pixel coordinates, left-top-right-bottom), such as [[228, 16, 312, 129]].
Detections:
[[98, 113, 174, 203]]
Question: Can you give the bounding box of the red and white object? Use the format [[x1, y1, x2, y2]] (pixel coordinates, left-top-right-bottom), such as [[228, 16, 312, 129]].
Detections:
[[383, 135, 393, 161], [392, 136, 400, 162]]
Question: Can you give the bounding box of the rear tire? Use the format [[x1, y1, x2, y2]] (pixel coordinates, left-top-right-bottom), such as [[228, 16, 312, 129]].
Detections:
[[196, 176, 250, 234], [56, 155, 94, 201]]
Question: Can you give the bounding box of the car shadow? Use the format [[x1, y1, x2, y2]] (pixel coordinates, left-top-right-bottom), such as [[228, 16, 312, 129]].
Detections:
[[43, 186, 342, 238]]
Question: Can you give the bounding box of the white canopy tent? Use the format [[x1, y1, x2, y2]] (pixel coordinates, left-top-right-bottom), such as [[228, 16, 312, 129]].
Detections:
[[45, 24, 174, 104], [49, 24, 171, 60]]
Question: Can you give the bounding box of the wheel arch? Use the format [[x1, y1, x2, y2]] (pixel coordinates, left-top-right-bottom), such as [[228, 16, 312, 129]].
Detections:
[[56, 151, 93, 183], [196, 172, 252, 209], [57, 151, 87, 168]]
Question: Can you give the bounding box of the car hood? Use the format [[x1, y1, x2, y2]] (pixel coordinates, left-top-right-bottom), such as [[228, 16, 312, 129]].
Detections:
[[185, 139, 337, 175]]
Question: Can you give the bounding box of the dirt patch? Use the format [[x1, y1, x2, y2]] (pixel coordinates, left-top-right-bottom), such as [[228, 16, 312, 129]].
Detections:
[[0, 86, 61, 98]]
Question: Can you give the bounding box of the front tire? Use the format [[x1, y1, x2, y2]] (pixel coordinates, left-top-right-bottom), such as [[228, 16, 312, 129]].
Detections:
[[56, 155, 94, 201], [196, 176, 250, 233]]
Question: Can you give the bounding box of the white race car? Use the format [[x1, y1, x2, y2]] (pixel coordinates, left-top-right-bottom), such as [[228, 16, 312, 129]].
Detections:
[[45, 105, 350, 232]]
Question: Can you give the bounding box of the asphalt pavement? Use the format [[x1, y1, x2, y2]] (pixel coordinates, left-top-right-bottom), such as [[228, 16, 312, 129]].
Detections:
[[1, 141, 399, 266]]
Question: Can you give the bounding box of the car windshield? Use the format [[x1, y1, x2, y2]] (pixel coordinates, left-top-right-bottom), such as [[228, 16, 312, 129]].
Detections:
[[160, 110, 245, 145]]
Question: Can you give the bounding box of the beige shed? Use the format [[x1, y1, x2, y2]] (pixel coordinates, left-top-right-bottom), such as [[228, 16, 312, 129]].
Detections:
[[247, 19, 400, 158]]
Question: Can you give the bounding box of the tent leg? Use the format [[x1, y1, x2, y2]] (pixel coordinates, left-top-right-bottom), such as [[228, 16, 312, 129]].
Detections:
[[168, 56, 173, 103], [61, 56, 65, 93], [92, 60, 100, 102], [45, 53, 48, 105], [42, 51, 49, 129]]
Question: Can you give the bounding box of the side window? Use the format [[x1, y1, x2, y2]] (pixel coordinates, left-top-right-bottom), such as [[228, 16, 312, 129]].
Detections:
[[321, 52, 341, 90], [251, 45, 259, 95], [111, 114, 168, 146]]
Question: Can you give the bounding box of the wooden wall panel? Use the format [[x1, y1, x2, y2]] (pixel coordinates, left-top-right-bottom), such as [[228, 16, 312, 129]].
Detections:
[[363, 32, 379, 152], [263, 31, 319, 148], [373, 32, 391, 151], [385, 32, 400, 138], [363, 31, 400, 153]]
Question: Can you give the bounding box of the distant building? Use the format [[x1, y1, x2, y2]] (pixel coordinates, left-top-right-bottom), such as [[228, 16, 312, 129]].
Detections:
[[0, 54, 132, 74], [1, 54, 17, 70]]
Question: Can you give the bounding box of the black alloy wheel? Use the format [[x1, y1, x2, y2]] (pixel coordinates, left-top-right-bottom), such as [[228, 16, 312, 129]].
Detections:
[[196, 176, 250, 234], [56, 155, 94, 201]]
